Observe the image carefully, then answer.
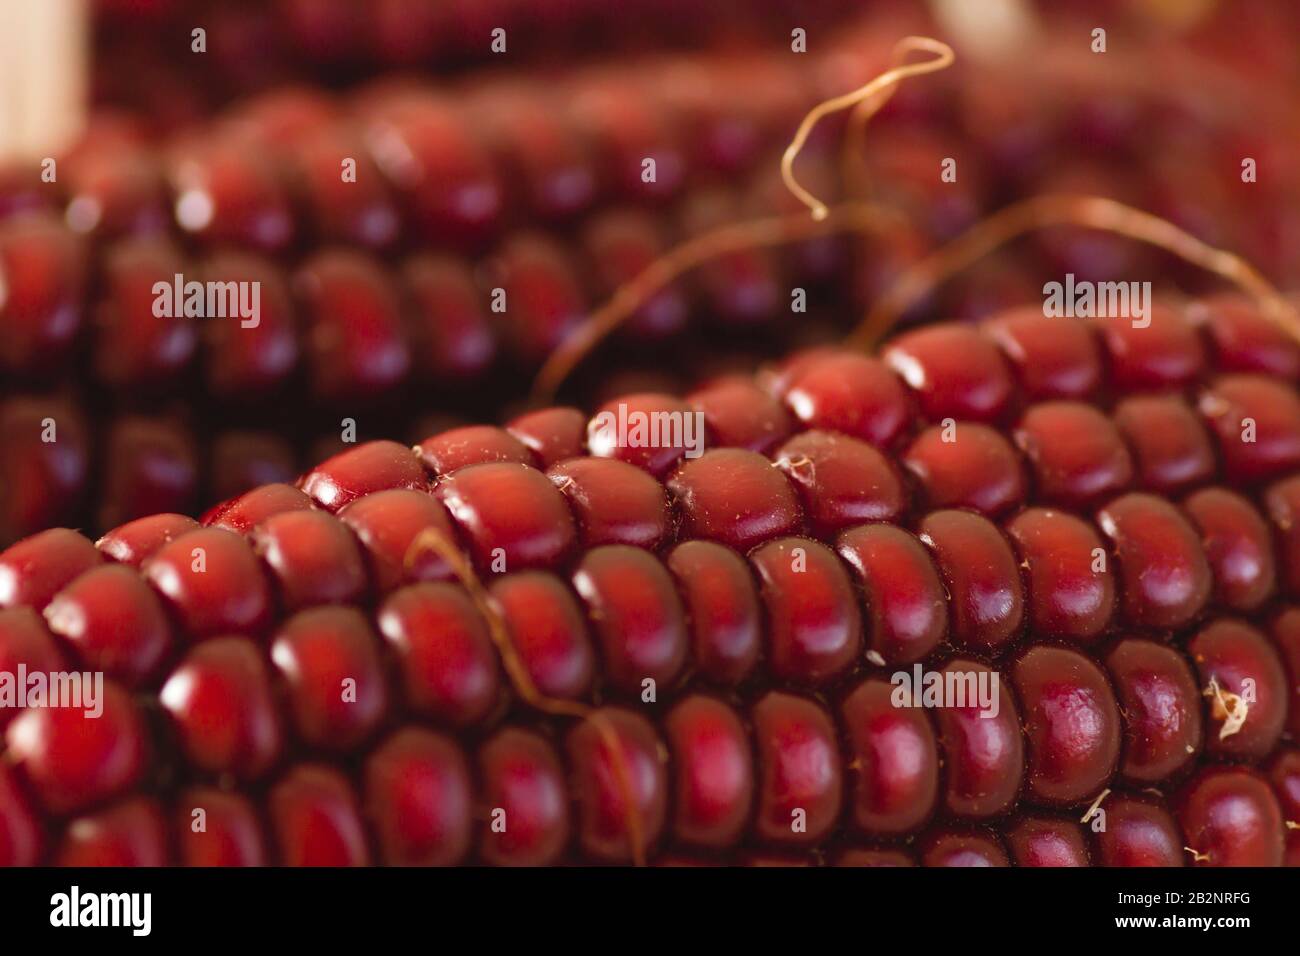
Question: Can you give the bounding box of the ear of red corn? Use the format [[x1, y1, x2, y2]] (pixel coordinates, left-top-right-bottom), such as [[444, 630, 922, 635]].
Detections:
[[1, 297, 1298, 866]]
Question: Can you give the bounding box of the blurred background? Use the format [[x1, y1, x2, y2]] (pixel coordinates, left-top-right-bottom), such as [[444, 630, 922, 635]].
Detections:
[[1, 0, 1297, 545]]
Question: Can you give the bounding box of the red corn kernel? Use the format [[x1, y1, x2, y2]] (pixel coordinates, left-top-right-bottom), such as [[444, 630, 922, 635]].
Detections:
[[918, 510, 1023, 655], [176, 788, 267, 866], [1265, 749, 1300, 867], [477, 728, 570, 867], [1094, 305, 1205, 393], [1113, 394, 1216, 494], [299, 440, 427, 512], [97, 417, 198, 531], [587, 393, 699, 477], [664, 57, 807, 176], [567, 708, 668, 863], [0, 528, 102, 612], [903, 421, 1025, 517], [665, 541, 760, 686], [752, 691, 842, 847], [269, 764, 371, 866], [919, 828, 1009, 867], [548, 457, 670, 550], [403, 254, 497, 382], [688, 377, 794, 455], [160, 637, 282, 781], [56, 797, 168, 867], [295, 251, 411, 403], [982, 307, 1101, 400], [506, 407, 587, 468], [1094, 795, 1185, 867], [1004, 817, 1091, 866], [1104, 638, 1202, 783], [1187, 619, 1287, 760], [835, 848, 916, 867], [436, 462, 576, 572], [0, 608, 67, 729], [43, 564, 172, 687], [1190, 294, 1300, 378], [365, 727, 472, 866], [366, 97, 502, 250], [143, 528, 272, 639], [205, 482, 315, 533], [668, 448, 801, 552], [0, 214, 86, 375], [210, 432, 298, 503], [0, 397, 89, 544], [776, 351, 911, 448], [229, 87, 338, 144], [417, 426, 533, 477], [489, 571, 594, 700], [292, 126, 399, 249], [1013, 645, 1121, 806], [5, 680, 147, 815], [1183, 488, 1276, 612], [566, 79, 685, 203], [168, 138, 295, 253], [337, 488, 454, 591], [749, 537, 861, 686], [836, 523, 947, 664], [270, 606, 389, 751], [1015, 402, 1134, 508], [96, 514, 199, 568], [583, 210, 688, 341], [841, 677, 939, 836], [1097, 493, 1212, 629], [94, 239, 197, 389], [0, 162, 53, 221], [775, 430, 906, 537], [572, 545, 687, 695], [488, 233, 587, 363], [202, 253, 299, 398], [1177, 767, 1284, 867], [664, 695, 753, 850], [250, 510, 368, 610], [933, 658, 1024, 818], [884, 325, 1014, 424], [679, 189, 781, 328], [1006, 508, 1114, 644], [0, 763, 42, 866], [1199, 374, 1300, 484], [377, 583, 499, 726], [1272, 608, 1300, 737], [279, 0, 362, 66], [472, 84, 597, 224], [1266, 475, 1300, 595]]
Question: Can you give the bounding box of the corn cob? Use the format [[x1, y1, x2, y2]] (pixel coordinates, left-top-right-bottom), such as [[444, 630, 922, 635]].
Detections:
[[1, 297, 1298, 866], [91, 0, 875, 121], [0, 151, 890, 547]]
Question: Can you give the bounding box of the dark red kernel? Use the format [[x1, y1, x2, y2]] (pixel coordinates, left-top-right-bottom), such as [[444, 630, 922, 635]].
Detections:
[[836, 523, 948, 664], [1012, 645, 1121, 807], [775, 430, 906, 537], [1104, 638, 1202, 784], [571, 546, 687, 695], [664, 540, 760, 686], [668, 449, 801, 553]]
